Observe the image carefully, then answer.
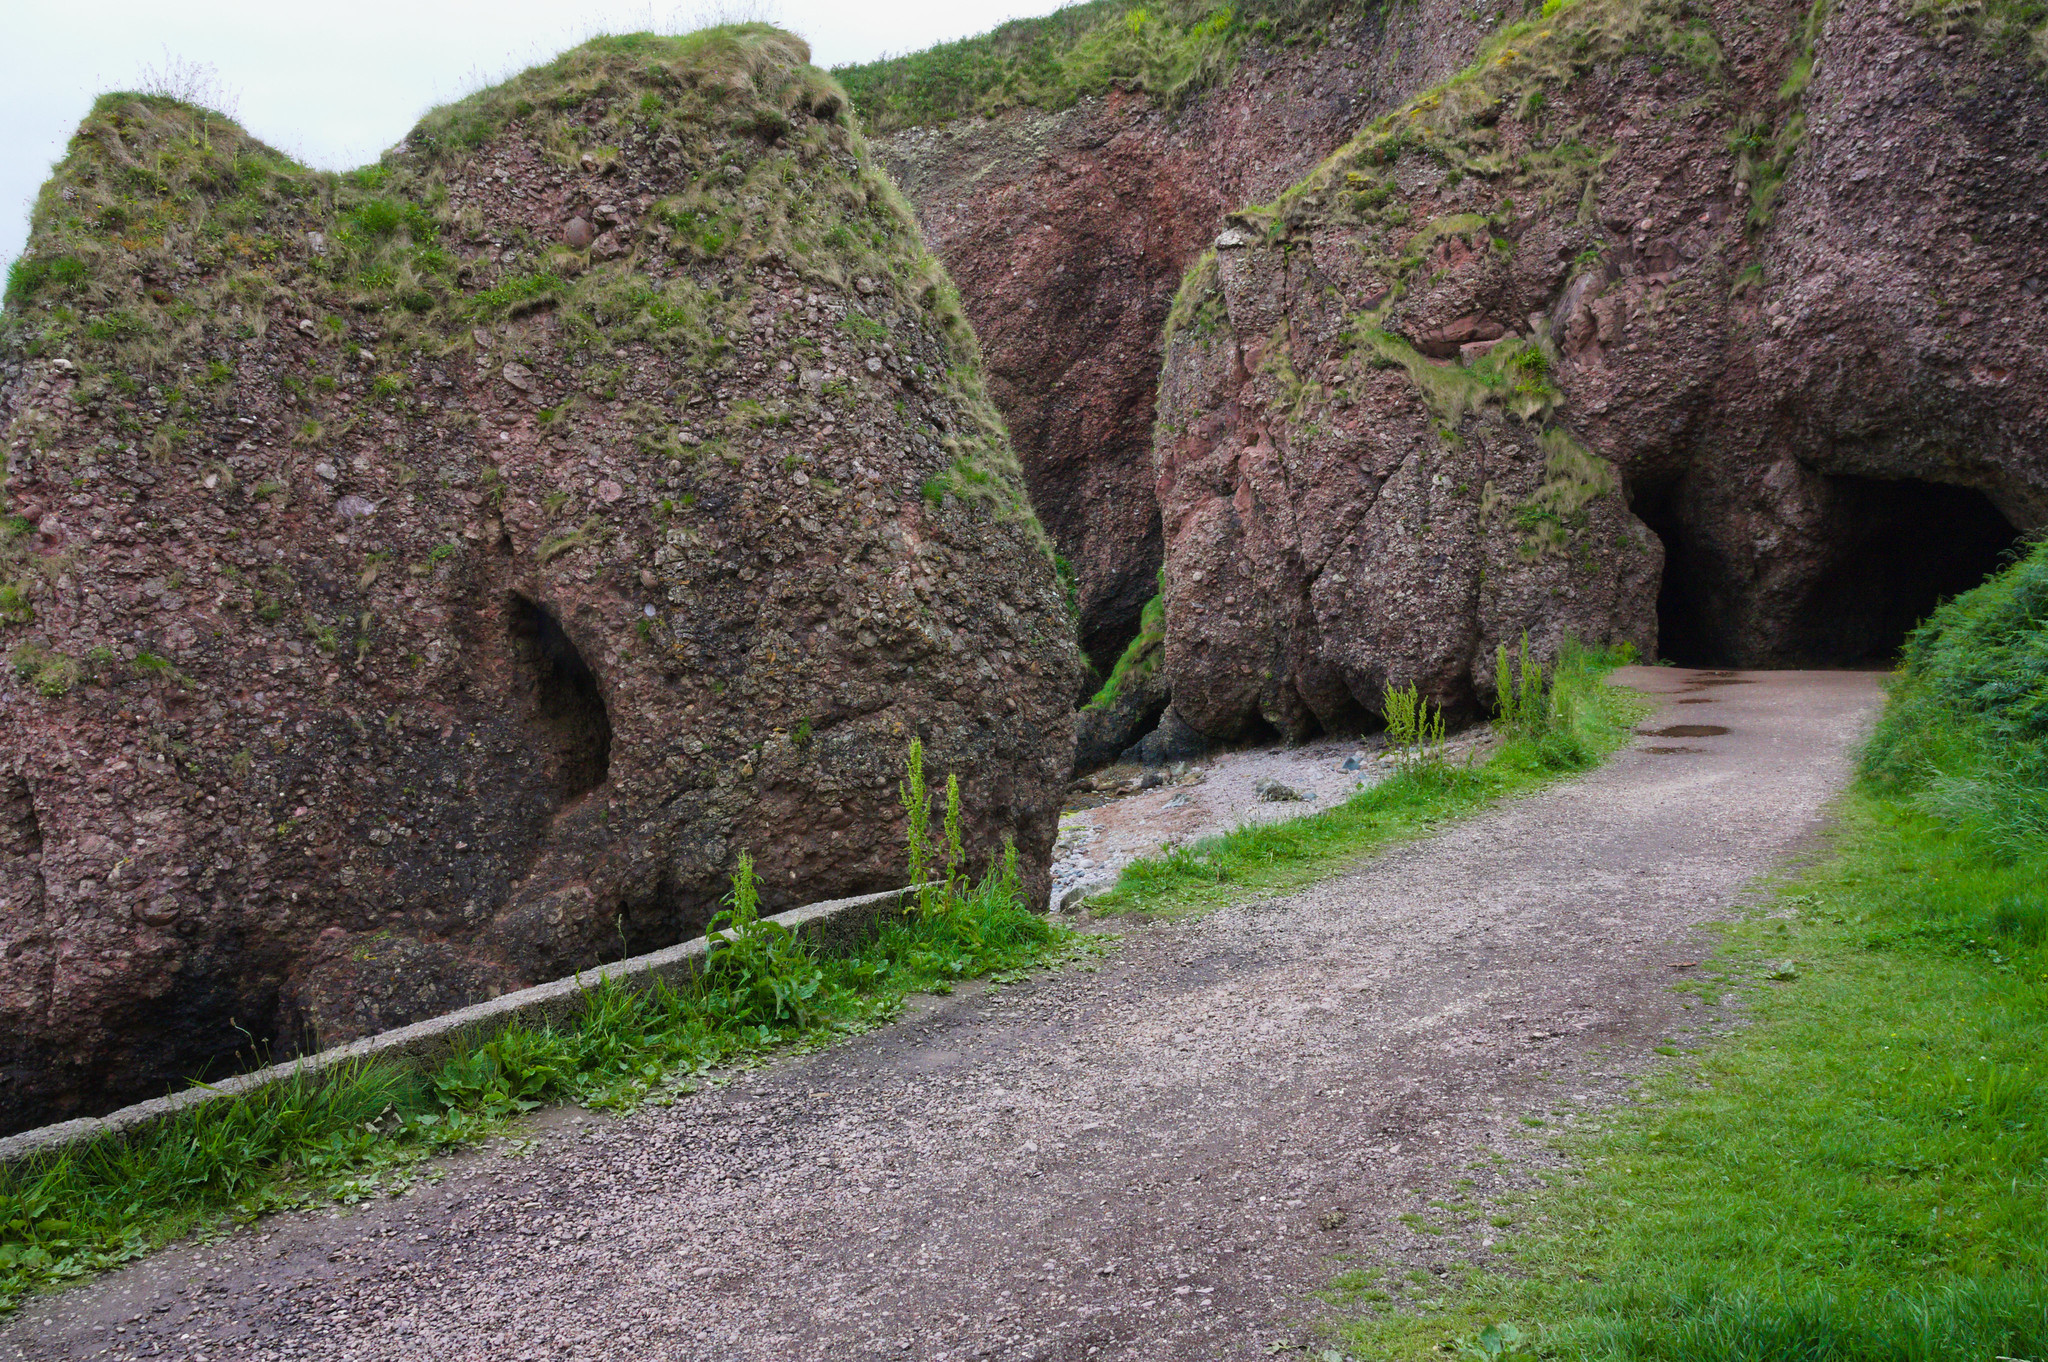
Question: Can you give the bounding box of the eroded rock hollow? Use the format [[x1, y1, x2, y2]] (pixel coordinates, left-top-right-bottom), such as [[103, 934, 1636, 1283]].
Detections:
[[0, 28, 1078, 1133]]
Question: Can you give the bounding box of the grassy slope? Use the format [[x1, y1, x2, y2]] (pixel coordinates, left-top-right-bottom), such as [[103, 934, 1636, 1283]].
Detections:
[[834, 0, 1354, 133], [0, 26, 1044, 541], [1087, 642, 1648, 917], [1083, 588, 1164, 711], [1337, 544, 2048, 1362]]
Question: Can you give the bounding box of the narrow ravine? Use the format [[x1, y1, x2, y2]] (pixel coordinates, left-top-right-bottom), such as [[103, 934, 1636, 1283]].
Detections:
[[1, 668, 1880, 1362]]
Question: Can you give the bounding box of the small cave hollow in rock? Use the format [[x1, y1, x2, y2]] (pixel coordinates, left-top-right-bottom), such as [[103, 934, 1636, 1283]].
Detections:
[[507, 594, 612, 800], [1793, 477, 2020, 666]]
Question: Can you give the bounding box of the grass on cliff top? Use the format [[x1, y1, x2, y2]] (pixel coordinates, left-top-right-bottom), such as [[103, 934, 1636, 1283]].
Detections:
[[1084, 586, 1165, 711], [2, 19, 1053, 573], [0, 747, 1093, 1315], [835, 0, 1356, 132], [1331, 545, 2048, 1362], [1085, 641, 1648, 917]]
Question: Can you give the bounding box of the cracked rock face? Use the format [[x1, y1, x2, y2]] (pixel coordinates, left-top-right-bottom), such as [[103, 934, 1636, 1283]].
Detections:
[[872, 0, 1520, 675], [1152, 0, 2048, 739], [0, 27, 1078, 1133]]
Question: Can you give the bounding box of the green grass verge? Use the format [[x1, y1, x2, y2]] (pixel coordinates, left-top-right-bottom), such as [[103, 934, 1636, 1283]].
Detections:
[[0, 758, 1093, 1314], [835, 0, 1352, 133], [1085, 642, 1649, 918], [1333, 546, 2048, 1362]]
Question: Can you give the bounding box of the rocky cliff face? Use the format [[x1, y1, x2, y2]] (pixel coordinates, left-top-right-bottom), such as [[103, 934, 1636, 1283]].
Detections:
[[869, 0, 1518, 673], [1150, 0, 2048, 738], [0, 27, 1079, 1133]]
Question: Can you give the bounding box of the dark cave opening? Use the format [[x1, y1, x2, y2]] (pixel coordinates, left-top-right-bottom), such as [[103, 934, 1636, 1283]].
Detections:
[[508, 595, 612, 799], [1794, 478, 2019, 666], [1633, 477, 2019, 668], [1630, 482, 1718, 668]]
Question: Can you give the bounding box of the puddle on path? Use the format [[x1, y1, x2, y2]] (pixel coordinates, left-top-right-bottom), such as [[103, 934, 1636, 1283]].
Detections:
[[1643, 723, 1730, 738], [1645, 745, 1704, 754]]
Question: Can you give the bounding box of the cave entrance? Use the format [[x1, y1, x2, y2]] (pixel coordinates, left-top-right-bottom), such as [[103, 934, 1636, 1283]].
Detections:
[[1794, 477, 2018, 665], [508, 595, 612, 799], [1630, 482, 1718, 667]]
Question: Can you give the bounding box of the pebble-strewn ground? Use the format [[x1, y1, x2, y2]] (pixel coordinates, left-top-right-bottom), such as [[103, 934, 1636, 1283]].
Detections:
[[2, 669, 1881, 1361], [1050, 732, 1434, 909]]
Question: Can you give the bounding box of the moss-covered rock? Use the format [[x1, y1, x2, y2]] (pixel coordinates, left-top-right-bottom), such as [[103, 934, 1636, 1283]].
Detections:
[[0, 26, 1079, 1134]]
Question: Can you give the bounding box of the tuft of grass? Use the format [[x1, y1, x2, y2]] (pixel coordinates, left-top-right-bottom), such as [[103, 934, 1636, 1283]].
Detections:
[[1086, 642, 1645, 917], [0, 743, 1088, 1314], [1338, 541, 2048, 1362], [1083, 585, 1164, 710]]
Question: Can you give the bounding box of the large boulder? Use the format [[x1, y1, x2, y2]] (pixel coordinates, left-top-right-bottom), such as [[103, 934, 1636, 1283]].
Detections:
[[1151, 0, 2048, 738], [0, 26, 1079, 1133], [858, 0, 1523, 673]]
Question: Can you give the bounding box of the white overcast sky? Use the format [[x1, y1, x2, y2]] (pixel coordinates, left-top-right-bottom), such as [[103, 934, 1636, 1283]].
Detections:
[[1, 0, 1063, 274]]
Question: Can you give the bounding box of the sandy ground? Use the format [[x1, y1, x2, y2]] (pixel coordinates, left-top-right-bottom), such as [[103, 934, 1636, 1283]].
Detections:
[[1, 667, 1883, 1362]]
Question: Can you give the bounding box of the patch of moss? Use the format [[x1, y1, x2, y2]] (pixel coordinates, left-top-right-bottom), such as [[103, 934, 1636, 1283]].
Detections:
[[1733, 0, 1831, 233], [1496, 426, 1620, 557], [1085, 587, 1165, 710], [8, 643, 81, 697], [1162, 248, 1226, 345]]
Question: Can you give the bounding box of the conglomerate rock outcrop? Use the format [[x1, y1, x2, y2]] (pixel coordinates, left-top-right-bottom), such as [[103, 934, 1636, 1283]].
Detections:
[[0, 27, 1079, 1132], [1150, 0, 2048, 739], [868, 0, 1521, 673]]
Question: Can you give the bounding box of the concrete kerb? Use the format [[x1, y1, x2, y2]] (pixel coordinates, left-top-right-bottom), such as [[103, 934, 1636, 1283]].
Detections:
[[0, 882, 928, 1171]]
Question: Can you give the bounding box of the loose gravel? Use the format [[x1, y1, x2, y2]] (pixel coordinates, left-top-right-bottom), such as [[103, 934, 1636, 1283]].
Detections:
[[2, 668, 1881, 1362]]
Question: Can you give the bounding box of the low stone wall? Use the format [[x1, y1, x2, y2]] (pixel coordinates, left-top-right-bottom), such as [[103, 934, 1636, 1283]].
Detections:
[[0, 884, 921, 1170]]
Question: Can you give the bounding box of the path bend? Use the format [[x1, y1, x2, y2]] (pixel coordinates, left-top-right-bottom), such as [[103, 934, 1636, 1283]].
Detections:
[[2, 668, 1882, 1362]]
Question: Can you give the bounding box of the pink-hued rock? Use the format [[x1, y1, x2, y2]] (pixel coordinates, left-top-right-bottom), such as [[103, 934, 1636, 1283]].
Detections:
[[873, 0, 1521, 674], [1151, 0, 2048, 737], [0, 31, 1077, 1133]]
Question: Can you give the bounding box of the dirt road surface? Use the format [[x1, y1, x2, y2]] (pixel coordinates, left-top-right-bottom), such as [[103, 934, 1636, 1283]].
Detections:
[[2, 668, 1882, 1361]]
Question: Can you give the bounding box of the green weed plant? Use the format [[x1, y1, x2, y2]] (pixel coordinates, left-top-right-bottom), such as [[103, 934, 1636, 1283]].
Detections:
[[1382, 680, 1447, 770]]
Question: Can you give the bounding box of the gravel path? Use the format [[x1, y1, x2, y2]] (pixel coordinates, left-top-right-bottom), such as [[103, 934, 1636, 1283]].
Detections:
[[3, 667, 1881, 1362]]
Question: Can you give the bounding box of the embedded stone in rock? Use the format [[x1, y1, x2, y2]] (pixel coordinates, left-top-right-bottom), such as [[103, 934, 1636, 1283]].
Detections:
[[0, 26, 1078, 1134], [564, 216, 595, 248]]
